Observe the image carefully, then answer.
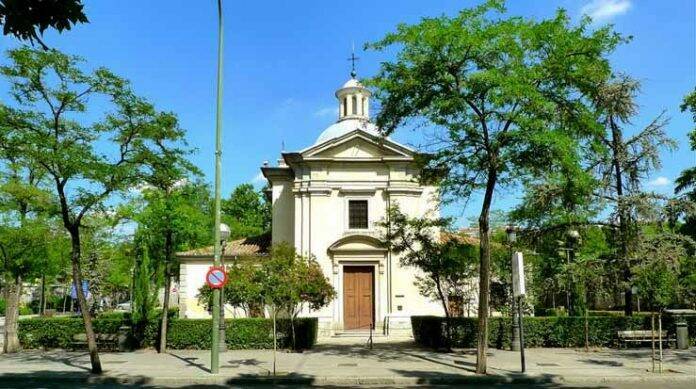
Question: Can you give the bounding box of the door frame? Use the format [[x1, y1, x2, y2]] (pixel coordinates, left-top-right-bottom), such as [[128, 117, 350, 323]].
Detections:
[[342, 265, 375, 331], [336, 261, 380, 331]]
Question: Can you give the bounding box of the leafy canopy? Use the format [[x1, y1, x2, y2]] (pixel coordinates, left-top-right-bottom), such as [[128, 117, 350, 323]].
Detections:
[[367, 0, 624, 198], [221, 184, 271, 239], [0, 0, 88, 49]]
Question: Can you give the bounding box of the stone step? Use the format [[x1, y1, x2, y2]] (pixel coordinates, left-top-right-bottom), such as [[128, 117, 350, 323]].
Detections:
[[332, 331, 386, 338]]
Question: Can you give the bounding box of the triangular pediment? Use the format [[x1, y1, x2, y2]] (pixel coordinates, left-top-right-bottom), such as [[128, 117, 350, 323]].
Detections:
[[302, 130, 414, 160]]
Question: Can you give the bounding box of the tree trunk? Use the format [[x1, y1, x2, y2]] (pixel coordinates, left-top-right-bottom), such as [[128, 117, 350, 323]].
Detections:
[[40, 274, 46, 316], [159, 229, 173, 353], [610, 119, 632, 316], [69, 230, 102, 374], [272, 308, 277, 376], [434, 275, 452, 350], [476, 169, 497, 374], [651, 312, 655, 372], [3, 274, 22, 353], [584, 308, 589, 352]]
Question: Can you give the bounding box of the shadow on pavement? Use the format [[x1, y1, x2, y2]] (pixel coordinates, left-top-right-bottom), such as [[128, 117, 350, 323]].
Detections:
[[166, 352, 211, 373], [0, 370, 152, 388]]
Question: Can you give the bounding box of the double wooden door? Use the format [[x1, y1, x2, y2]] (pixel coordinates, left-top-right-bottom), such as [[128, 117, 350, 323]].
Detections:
[[343, 266, 374, 330]]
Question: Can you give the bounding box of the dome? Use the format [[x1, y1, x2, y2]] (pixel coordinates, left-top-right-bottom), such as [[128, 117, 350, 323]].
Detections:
[[315, 118, 381, 145], [341, 78, 363, 89]]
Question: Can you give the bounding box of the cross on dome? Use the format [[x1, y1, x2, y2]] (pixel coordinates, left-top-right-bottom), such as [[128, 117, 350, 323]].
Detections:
[[335, 48, 370, 123]]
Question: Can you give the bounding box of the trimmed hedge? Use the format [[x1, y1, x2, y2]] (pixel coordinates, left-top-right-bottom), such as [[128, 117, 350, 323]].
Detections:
[[412, 315, 696, 349], [165, 317, 317, 350], [19, 317, 125, 349], [18, 315, 318, 351]]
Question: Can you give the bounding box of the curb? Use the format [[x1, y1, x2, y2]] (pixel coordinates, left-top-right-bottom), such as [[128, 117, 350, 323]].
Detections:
[[1, 372, 694, 386]]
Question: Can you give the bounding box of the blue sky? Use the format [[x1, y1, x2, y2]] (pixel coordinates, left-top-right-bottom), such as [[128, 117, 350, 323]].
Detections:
[[0, 0, 693, 226]]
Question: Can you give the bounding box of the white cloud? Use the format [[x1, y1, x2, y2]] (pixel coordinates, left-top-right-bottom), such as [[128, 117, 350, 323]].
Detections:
[[314, 106, 338, 118], [581, 0, 631, 22], [647, 176, 671, 187]]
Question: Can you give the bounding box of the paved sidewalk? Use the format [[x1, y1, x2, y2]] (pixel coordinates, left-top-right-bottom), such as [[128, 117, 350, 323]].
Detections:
[[0, 339, 693, 387]]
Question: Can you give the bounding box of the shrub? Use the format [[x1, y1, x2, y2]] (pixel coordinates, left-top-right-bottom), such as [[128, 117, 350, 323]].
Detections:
[[534, 307, 568, 317], [163, 317, 317, 350], [19, 305, 33, 316], [412, 315, 696, 349], [0, 298, 5, 315], [18, 317, 125, 349], [18, 315, 317, 351]]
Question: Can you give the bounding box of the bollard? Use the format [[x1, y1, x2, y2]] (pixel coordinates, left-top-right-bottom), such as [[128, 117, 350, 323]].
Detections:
[[676, 321, 689, 350]]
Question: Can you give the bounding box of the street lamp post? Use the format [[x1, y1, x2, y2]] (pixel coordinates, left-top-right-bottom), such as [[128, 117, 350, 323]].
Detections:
[[218, 223, 231, 352], [506, 226, 521, 352], [211, 0, 224, 375], [566, 229, 580, 315]]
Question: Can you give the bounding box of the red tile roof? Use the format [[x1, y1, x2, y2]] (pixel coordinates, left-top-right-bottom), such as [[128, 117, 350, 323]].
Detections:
[[176, 233, 271, 258]]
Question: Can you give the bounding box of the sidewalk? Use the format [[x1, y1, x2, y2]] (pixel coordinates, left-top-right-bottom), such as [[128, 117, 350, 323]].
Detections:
[[0, 338, 693, 386]]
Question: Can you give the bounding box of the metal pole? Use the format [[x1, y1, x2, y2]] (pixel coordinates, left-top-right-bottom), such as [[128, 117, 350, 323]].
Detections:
[[510, 245, 520, 351], [210, 0, 224, 375], [518, 295, 526, 373], [219, 242, 227, 352]]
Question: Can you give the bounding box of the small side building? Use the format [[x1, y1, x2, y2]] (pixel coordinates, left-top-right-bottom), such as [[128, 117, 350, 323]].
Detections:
[[177, 233, 270, 319]]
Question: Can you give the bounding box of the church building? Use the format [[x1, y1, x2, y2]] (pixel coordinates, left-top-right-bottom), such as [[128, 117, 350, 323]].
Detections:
[[177, 71, 444, 337]]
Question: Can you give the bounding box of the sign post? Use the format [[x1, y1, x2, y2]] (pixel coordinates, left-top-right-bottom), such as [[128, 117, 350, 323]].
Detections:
[[512, 252, 526, 373]]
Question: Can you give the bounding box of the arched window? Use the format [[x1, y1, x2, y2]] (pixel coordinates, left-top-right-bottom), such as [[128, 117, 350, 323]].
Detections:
[[343, 97, 348, 117], [351, 95, 357, 115], [362, 97, 366, 116]]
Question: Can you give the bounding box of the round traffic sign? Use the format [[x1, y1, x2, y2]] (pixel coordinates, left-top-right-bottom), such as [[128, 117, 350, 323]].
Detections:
[[205, 266, 227, 289]]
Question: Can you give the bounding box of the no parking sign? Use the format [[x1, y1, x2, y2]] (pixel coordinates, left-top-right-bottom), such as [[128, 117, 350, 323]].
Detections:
[[205, 266, 227, 289]]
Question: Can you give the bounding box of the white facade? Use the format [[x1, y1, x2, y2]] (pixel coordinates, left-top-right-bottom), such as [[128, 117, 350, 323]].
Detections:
[[262, 75, 444, 336]]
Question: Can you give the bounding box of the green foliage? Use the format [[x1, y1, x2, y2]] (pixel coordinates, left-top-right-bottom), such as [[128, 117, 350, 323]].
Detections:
[[368, 0, 623, 196], [165, 318, 316, 350], [0, 46, 191, 370], [368, 1, 624, 367], [18, 317, 124, 349], [221, 184, 271, 239], [0, 0, 88, 48], [411, 315, 696, 349], [632, 232, 694, 310], [131, 243, 156, 325], [198, 246, 336, 318], [197, 263, 265, 316], [379, 205, 477, 317], [676, 88, 696, 241], [18, 316, 318, 351], [0, 219, 53, 280]]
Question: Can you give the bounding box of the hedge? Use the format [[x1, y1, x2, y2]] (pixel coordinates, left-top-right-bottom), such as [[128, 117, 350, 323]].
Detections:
[[18, 315, 318, 351], [412, 315, 696, 349]]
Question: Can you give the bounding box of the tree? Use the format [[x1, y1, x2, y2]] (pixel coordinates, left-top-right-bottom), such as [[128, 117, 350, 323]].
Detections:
[[221, 183, 271, 239], [0, 0, 87, 49], [0, 47, 186, 373], [0, 113, 58, 351], [0, 220, 51, 352], [198, 261, 264, 316], [135, 181, 211, 353], [258, 243, 335, 372], [197, 243, 335, 356], [380, 206, 477, 319], [131, 240, 156, 338], [367, 0, 622, 373], [590, 75, 676, 315], [675, 88, 696, 239]]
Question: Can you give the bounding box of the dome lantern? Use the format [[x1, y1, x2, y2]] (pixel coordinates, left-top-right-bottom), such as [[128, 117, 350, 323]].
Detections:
[[335, 76, 370, 122]]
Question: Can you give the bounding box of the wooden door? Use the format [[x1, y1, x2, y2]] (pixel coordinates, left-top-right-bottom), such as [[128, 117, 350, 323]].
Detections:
[[343, 266, 374, 330]]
